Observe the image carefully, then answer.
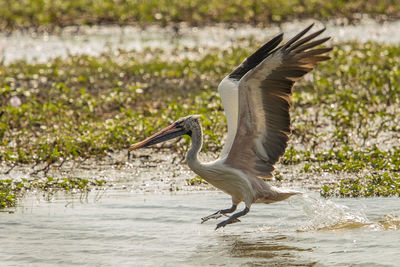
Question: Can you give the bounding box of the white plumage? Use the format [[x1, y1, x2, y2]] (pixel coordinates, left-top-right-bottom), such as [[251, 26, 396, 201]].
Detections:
[[217, 76, 239, 158], [130, 24, 331, 229]]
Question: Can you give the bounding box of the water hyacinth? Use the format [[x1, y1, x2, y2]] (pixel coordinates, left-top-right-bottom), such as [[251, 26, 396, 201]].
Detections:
[[0, 177, 106, 209], [9, 96, 21, 107], [0, 40, 399, 199]]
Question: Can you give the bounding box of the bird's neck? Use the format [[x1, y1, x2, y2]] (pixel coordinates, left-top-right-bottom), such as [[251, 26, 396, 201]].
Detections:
[[186, 122, 204, 172]]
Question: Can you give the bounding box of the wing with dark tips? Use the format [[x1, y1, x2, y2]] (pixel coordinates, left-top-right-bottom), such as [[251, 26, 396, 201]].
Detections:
[[224, 24, 331, 178], [229, 32, 284, 80]]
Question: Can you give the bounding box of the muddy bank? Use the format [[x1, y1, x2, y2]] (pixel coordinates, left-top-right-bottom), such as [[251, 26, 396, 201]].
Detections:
[[1, 148, 343, 194]]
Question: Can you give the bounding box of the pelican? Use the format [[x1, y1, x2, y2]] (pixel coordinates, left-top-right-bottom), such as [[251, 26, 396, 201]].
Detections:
[[129, 24, 331, 229]]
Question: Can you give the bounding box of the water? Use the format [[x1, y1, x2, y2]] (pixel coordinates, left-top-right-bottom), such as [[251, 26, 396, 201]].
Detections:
[[1, 190, 399, 266], [1, 18, 400, 64]]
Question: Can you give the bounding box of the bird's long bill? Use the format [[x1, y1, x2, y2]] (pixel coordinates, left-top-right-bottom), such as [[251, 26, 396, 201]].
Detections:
[[128, 122, 185, 151]]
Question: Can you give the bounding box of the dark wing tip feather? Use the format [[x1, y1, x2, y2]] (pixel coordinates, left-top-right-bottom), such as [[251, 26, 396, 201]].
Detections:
[[292, 37, 331, 54], [288, 27, 327, 51], [282, 23, 314, 49], [229, 32, 283, 80], [225, 24, 331, 179]]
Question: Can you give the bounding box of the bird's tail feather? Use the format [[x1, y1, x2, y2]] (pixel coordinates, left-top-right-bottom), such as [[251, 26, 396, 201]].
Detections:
[[256, 187, 302, 204]]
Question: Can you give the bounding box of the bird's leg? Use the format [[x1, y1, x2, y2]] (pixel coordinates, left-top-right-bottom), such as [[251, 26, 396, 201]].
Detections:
[[215, 206, 250, 230], [201, 204, 237, 224]]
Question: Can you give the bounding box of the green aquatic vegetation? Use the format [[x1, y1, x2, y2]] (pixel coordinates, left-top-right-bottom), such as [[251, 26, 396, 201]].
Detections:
[[0, 177, 106, 209], [0, 179, 16, 208], [321, 172, 400, 198], [186, 176, 208, 186], [286, 146, 400, 174], [0, 50, 235, 163], [22, 176, 106, 192], [1, 42, 400, 197], [0, 0, 399, 31]]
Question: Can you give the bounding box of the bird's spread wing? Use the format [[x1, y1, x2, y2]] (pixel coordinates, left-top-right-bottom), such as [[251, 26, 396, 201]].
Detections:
[[217, 33, 284, 158], [224, 24, 331, 178]]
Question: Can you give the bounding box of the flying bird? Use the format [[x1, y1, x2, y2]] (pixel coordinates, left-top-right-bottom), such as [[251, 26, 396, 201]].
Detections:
[[129, 24, 331, 229]]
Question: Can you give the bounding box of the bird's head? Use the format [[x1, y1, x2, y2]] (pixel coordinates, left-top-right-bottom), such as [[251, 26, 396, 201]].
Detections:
[[128, 115, 201, 151]]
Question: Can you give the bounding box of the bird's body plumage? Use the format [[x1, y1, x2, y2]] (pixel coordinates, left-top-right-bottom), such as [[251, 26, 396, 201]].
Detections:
[[184, 116, 300, 209], [130, 24, 331, 229]]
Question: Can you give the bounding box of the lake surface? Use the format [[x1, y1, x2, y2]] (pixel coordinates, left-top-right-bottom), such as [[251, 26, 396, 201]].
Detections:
[[1, 190, 399, 266], [1, 18, 400, 64]]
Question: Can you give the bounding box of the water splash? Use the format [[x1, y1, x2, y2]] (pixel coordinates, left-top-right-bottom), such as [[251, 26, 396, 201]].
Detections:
[[374, 214, 400, 231], [290, 194, 371, 231], [290, 194, 400, 231]]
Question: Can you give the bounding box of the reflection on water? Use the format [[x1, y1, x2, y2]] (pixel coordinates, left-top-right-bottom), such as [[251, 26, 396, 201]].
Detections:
[[0, 190, 399, 266], [211, 234, 315, 266]]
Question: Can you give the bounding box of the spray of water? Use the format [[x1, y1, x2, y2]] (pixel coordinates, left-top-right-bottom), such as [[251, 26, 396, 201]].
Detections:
[[289, 194, 400, 231]]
